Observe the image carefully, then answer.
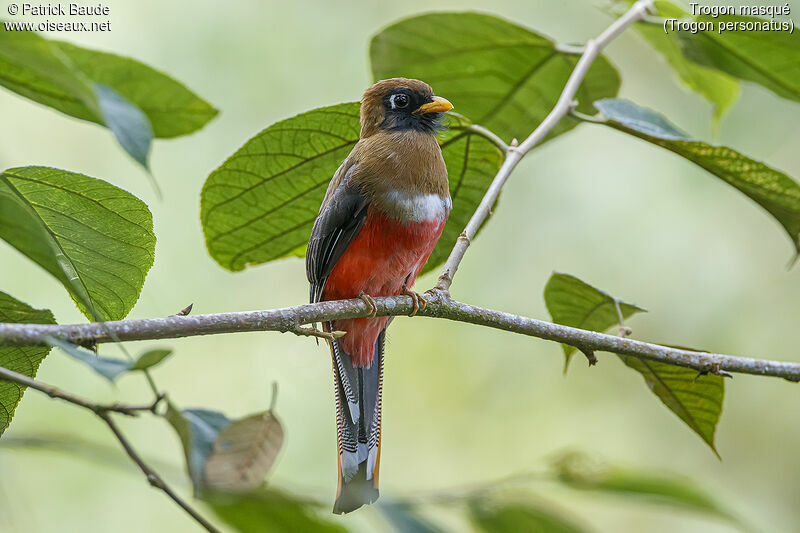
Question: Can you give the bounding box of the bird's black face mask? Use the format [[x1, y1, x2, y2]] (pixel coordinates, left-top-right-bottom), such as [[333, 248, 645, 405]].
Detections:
[[381, 88, 445, 134]]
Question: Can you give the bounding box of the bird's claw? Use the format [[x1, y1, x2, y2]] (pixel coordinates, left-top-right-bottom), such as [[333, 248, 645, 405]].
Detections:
[[401, 285, 426, 317], [359, 291, 378, 318]]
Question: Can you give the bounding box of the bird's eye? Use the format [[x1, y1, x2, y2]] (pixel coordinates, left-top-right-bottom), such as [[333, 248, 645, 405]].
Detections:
[[390, 93, 409, 109]]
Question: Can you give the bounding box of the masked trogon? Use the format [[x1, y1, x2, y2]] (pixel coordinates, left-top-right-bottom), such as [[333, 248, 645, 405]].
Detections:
[[306, 78, 452, 513]]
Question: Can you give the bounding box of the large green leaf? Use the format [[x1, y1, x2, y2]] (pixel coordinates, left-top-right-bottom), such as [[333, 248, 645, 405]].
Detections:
[[621, 356, 724, 455], [0, 28, 217, 165], [0, 166, 156, 321], [201, 103, 360, 271], [469, 501, 586, 533], [543, 271, 723, 453], [207, 489, 347, 533], [0, 292, 55, 437], [201, 103, 503, 272], [673, 14, 800, 103], [54, 41, 218, 138], [552, 452, 740, 525], [544, 272, 645, 370], [370, 12, 620, 143], [590, 99, 800, 255], [633, 20, 739, 126]]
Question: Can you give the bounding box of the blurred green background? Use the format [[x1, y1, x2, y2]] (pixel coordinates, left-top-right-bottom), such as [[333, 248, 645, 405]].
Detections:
[[1, 0, 798, 531]]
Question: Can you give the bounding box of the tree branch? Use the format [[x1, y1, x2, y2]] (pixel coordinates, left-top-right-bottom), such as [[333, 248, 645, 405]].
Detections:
[[1, 291, 798, 382], [0, 367, 221, 533], [0, 365, 159, 416], [434, 0, 655, 292]]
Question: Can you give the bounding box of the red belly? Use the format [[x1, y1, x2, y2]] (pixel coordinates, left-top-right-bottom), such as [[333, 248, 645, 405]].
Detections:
[[323, 208, 446, 366]]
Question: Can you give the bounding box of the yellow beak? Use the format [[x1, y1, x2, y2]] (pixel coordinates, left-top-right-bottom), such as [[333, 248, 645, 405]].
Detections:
[[413, 96, 453, 114]]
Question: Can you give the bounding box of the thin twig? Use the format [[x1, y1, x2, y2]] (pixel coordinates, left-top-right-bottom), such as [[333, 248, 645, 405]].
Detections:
[[0, 367, 220, 532], [293, 325, 346, 341], [1, 291, 798, 382], [0, 366, 152, 416], [449, 121, 510, 153], [434, 0, 655, 293], [98, 412, 221, 533]]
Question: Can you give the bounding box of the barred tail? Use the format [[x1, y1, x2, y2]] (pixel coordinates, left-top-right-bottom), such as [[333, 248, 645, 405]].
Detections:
[[330, 328, 385, 514]]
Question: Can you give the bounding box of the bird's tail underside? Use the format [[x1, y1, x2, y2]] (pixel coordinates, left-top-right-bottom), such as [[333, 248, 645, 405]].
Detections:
[[328, 327, 385, 514]]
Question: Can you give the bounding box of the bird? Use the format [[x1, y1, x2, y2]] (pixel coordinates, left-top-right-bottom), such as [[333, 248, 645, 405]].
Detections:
[[306, 78, 453, 513]]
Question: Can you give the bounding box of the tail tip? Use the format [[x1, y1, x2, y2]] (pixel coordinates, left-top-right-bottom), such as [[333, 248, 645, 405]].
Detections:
[[333, 484, 379, 514]]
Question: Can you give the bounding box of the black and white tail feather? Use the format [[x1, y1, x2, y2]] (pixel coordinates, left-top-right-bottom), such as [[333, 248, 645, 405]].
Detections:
[[328, 325, 385, 514], [306, 155, 383, 513]]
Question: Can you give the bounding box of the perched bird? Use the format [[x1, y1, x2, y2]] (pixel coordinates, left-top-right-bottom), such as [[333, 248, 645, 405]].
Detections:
[[306, 78, 453, 513]]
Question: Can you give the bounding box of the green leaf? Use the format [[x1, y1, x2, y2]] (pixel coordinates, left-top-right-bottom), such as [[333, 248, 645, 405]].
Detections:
[[0, 29, 217, 166], [469, 501, 586, 533], [370, 12, 620, 143], [552, 452, 740, 524], [380, 502, 446, 533], [48, 337, 131, 382], [0, 29, 217, 138], [201, 103, 360, 271], [165, 403, 232, 496], [0, 28, 152, 167], [542, 270, 723, 452], [0, 292, 55, 437], [129, 349, 173, 371], [633, 20, 739, 126], [207, 489, 347, 533], [48, 340, 173, 382], [53, 40, 218, 138], [543, 272, 645, 370], [673, 14, 800, 104], [621, 355, 724, 455], [590, 99, 800, 255], [92, 82, 153, 168], [204, 411, 284, 493], [201, 103, 503, 273], [0, 166, 156, 321]]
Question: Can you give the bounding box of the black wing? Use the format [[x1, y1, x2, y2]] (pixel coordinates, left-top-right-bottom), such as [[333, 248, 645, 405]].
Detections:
[[306, 163, 368, 304]]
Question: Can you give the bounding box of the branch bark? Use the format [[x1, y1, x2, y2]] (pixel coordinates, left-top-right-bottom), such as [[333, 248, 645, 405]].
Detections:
[[2, 291, 798, 382], [434, 0, 655, 292], [0, 367, 221, 533]]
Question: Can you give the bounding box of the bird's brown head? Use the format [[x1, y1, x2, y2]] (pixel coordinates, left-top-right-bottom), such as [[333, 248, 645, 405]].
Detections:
[[359, 78, 453, 138]]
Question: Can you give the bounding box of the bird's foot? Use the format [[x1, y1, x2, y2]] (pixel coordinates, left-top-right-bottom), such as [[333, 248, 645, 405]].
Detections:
[[401, 285, 426, 317], [358, 291, 378, 318]]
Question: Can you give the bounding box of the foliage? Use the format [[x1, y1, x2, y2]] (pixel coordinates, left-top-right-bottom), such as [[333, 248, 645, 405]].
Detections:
[[370, 12, 620, 142], [0, 292, 55, 436], [544, 272, 645, 369], [551, 452, 741, 526], [0, 29, 216, 168], [543, 272, 724, 453], [49, 339, 172, 383], [201, 105, 503, 273], [469, 501, 587, 533], [0, 166, 156, 321], [589, 99, 800, 254]]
